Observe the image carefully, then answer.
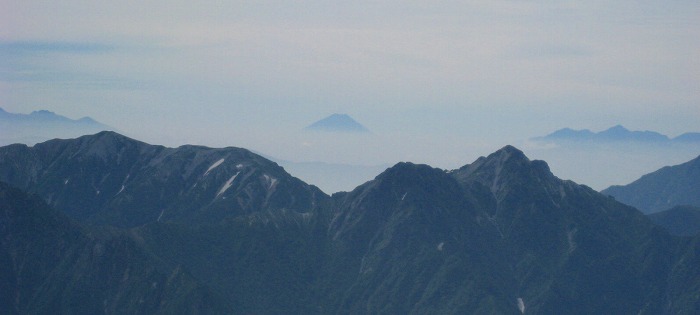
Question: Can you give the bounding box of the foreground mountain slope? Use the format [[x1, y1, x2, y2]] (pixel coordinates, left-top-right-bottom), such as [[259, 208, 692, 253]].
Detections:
[[0, 182, 230, 315], [1, 134, 699, 314], [314, 146, 688, 314], [602, 155, 700, 214], [0, 131, 327, 228], [322, 162, 512, 313], [452, 147, 685, 314], [133, 209, 332, 314]]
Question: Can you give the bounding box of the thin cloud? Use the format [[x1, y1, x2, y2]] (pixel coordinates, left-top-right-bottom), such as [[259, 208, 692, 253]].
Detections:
[[0, 41, 115, 54]]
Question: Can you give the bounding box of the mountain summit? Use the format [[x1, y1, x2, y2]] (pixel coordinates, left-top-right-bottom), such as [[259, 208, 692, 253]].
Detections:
[[304, 114, 370, 133]]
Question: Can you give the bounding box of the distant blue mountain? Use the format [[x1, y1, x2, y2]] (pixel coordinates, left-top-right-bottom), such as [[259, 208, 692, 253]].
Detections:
[[544, 127, 596, 141], [534, 125, 698, 144], [0, 107, 108, 125], [675, 133, 700, 142], [0, 107, 113, 145], [304, 114, 370, 133]]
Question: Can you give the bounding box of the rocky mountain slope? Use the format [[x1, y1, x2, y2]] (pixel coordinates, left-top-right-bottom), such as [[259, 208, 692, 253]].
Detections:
[[319, 146, 684, 314], [0, 131, 326, 228]]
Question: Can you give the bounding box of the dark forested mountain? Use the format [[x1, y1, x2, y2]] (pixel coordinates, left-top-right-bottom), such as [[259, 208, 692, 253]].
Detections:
[[602, 155, 700, 214], [648, 205, 700, 237], [0, 182, 231, 314], [1, 133, 700, 314]]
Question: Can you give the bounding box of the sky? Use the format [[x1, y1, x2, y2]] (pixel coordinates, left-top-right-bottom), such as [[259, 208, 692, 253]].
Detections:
[[1, 1, 699, 189]]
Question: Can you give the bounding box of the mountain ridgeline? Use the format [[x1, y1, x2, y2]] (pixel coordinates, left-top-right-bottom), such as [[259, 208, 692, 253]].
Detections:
[[602, 154, 700, 214], [0, 131, 325, 228], [534, 125, 700, 144], [1, 132, 699, 314]]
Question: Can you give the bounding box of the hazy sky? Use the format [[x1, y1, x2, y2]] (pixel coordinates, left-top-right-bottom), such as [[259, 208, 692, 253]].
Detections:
[[1, 1, 699, 184]]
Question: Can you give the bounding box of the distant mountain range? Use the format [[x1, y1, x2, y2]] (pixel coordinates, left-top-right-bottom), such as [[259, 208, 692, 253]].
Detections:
[[533, 125, 700, 144], [304, 114, 370, 133], [2, 132, 700, 313], [0, 107, 113, 146], [602, 154, 700, 214]]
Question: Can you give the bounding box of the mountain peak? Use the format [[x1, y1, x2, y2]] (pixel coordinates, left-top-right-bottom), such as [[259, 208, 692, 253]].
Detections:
[[90, 130, 134, 144], [606, 124, 628, 132], [479, 145, 530, 167], [0, 108, 114, 146], [29, 109, 60, 118], [453, 145, 555, 191], [495, 144, 525, 156], [304, 114, 369, 133]]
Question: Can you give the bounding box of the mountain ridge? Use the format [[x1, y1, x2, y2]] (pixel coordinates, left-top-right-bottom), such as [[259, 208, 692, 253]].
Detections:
[[534, 125, 699, 144], [0, 107, 114, 146], [602, 155, 700, 214], [1, 133, 700, 313], [0, 131, 328, 228]]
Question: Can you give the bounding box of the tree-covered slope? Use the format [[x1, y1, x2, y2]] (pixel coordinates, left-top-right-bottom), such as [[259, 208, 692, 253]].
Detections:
[[0, 182, 231, 315]]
